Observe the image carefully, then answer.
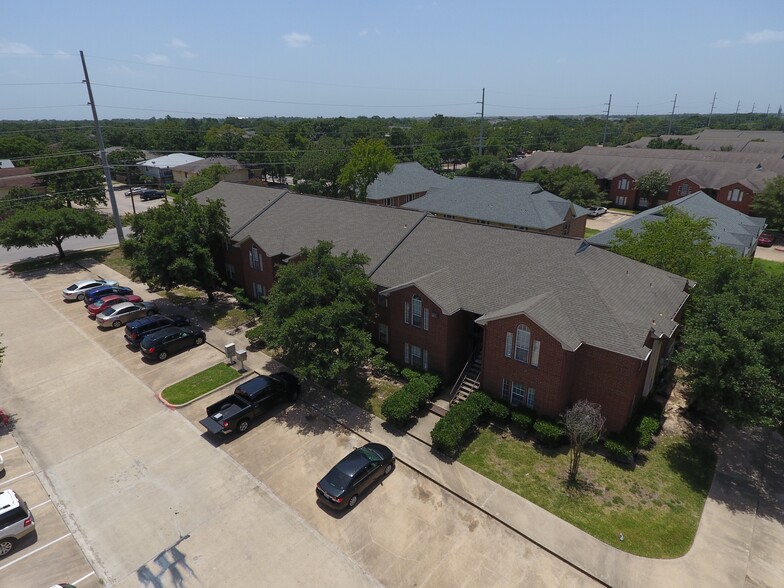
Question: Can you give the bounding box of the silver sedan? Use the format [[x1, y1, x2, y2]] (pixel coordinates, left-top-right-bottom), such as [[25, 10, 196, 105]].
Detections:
[[96, 301, 158, 328], [62, 279, 118, 301]]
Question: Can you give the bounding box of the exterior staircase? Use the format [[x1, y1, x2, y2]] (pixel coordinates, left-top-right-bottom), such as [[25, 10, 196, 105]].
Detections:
[[450, 350, 482, 406]]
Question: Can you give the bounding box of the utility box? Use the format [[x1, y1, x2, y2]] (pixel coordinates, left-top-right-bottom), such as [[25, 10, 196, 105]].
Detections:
[[236, 348, 248, 372], [224, 343, 236, 363]]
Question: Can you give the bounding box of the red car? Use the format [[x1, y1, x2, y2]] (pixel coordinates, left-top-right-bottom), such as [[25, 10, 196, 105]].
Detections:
[[87, 294, 143, 317], [758, 232, 775, 247]]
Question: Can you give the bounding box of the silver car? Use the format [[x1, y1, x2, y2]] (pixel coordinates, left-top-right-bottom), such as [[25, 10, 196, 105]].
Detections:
[[62, 279, 118, 301], [0, 489, 35, 556], [96, 301, 158, 328]]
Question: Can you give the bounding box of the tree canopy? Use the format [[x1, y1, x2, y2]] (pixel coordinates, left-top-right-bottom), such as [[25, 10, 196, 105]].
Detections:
[[519, 165, 605, 206], [122, 193, 229, 302], [293, 137, 349, 197], [178, 164, 232, 199], [258, 241, 376, 383], [635, 170, 671, 203], [337, 138, 396, 200], [32, 153, 105, 208], [750, 175, 784, 229], [458, 155, 516, 180]]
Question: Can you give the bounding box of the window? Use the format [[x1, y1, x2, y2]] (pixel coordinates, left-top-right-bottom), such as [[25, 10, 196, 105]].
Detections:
[[728, 188, 743, 202], [252, 282, 266, 300], [225, 263, 236, 281], [404, 301, 410, 324], [412, 295, 423, 327], [501, 378, 510, 402], [531, 340, 540, 367], [526, 388, 536, 409], [410, 345, 428, 370], [618, 178, 630, 190], [249, 246, 262, 271], [616, 196, 627, 207], [678, 182, 690, 197], [638, 197, 649, 208], [384, 197, 393, 206], [514, 325, 531, 363], [404, 342, 410, 364], [378, 324, 388, 345], [377, 293, 388, 307], [511, 382, 526, 406], [504, 332, 513, 358], [477, 219, 490, 225]]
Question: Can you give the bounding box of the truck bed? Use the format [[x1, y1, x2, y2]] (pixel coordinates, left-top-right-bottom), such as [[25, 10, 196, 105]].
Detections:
[[200, 394, 252, 434]]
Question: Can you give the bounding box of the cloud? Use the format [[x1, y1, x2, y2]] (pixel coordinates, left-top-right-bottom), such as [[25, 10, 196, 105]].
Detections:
[[358, 27, 381, 37], [744, 29, 784, 44], [711, 28, 784, 48], [142, 53, 170, 65], [283, 32, 312, 48], [180, 50, 196, 59], [54, 50, 72, 61], [0, 40, 36, 56], [170, 38, 188, 49]]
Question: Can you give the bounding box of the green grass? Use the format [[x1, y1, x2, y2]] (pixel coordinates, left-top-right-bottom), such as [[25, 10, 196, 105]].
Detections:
[[336, 376, 402, 419], [753, 257, 784, 278], [459, 429, 716, 558], [161, 363, 240, 405], [584, 228, 600, 238]]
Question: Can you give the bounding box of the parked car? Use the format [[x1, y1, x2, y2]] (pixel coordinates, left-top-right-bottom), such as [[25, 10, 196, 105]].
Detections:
[[140, 325, 206, 361], [87, 294, 143, 317], [124, 186, 148, 197], [62, 279, 118, 301], [96, 301, 158, 328], [140, 189, 166, 201], [84, 284, 134, 306], [0, 489, 36, 556], [316, 443, 395, 510], [124, 314, 190, 348], [199, 372, 300, 435], [758, 232, 775, 247], [587, 206, 608, 217]]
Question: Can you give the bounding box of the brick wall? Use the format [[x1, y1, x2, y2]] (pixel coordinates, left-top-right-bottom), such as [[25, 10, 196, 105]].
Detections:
[[235, 239, 276, 299], [609, 174, 638, 209], [667, 178, 700, 202], [716, 182, 754, 214]]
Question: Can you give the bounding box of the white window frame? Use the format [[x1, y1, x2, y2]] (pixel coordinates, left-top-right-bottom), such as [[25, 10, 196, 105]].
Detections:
[[638, 197, 649, 208], [501, 378, 510, 402], [505, 332, 513, 358], [616, 196, 627, 207], [225, 263, 236, 281], [249, 246, 262, 271], [404, 342, 410, 364], [377, 293, 388, 307], [678, 182, 690, 197], [531, 340, 540, 367], [511, 382, 525, 407], [618, 178, 630, 190], [412, 295, 423, 328], [378, 323, 388, 345], [404, 301, 410, 325], [728, 188, 743, 202], [252, 282, 266, 300], [526, 388, 536, 409], [514, 325, 531, 364]]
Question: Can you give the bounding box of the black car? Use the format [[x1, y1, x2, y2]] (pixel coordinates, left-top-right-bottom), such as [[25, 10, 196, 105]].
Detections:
[[140, 326, 205, 361], [316, 443, 395, 510], [139, 189, 166, 201], [84, 284, 134, 306], [124, 314, 190, 348]]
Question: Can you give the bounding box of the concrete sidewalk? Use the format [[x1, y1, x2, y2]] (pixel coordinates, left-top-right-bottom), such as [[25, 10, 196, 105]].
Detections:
[[82, 260, 784, 587]]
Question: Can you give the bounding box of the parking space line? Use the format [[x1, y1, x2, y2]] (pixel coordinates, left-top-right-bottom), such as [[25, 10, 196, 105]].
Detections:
[[30, 499, 52, 510], [0, 446, 18, 454], [0, 470, 33, 487], [0, 533, 71, 572], [73, 570, 96, 585]]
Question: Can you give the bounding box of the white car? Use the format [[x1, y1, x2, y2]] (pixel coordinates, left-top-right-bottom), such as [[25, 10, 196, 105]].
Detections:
[[587, 206, 608, 217], [0, 489, 36, 556], [62, 279, 118, 301]]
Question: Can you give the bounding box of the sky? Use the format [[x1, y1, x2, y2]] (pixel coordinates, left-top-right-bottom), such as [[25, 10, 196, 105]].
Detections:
[[1, 1, 783, 121]]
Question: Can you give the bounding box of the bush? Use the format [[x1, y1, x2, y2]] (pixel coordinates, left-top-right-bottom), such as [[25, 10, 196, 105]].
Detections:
[[510, 410, 534, 432], [401, 368, 441, 392], [245, 324, 265, 346], [431, 391, 491, 454], [533, 419, 565, 447], [487, 400, 510, 422], [605, 439, 634, 463], [381, 372, 439, 426], [369, 347, 399, 377], [636, 415, 660, 449]]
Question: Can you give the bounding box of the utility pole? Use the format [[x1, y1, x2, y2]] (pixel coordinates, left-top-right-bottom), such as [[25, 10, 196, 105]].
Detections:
[[635, 102, 639, 116], [667, 93, 678, 135], [707, 92, 717, 128], [751, 102, 756, 114], [734, 100, 741, 126], [80, 51, 124, 242], [477, 88, 485, 155], [601, 93, 612, 145], [766, 104, 770, 116]]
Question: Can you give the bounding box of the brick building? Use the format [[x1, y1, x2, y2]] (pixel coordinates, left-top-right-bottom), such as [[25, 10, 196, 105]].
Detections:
[[198, 182, 690, 431]]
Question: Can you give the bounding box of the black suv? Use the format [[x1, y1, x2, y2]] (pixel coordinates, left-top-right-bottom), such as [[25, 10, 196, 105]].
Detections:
[[140, 326, 206, 361], [140, 189, 166, 201], [124, 314, 190, 348]]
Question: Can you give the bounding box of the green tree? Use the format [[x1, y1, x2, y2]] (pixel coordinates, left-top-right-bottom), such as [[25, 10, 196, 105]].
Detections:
[[338, 138, 396, 200], [107, 148, 145, 184], [0, 135, 45, 160], [294, 137, 349, 197], [520, 165, 604, 206], [178, 164, 231, 199], [413, 145, 441, 170], [0, 204, 111, 259], [32, 153, 105, 208], [122, 193, 229, 302], [646, 137, 697, 150], [459, 155, 516, 180], [201, 124, 246, 157], [609, 207, 715, 278], [751, 175, 784, 229], [0, 187, 43, 219], [259, 241, 375, 383], [636, 170, 670, 204]]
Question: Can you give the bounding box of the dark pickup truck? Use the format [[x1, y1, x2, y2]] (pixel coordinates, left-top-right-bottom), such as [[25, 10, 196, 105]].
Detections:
[[199, 372, 300, 435]]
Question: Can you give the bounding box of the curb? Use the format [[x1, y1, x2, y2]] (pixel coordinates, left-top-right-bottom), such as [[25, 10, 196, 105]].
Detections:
[[157, 367, 255, 409]]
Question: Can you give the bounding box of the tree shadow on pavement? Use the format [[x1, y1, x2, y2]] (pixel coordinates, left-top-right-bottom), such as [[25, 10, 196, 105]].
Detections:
[[272, 382, 374, 437]]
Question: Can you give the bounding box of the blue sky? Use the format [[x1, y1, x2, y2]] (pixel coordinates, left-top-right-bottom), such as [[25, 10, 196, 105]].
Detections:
[[1, 1, 782, 120]]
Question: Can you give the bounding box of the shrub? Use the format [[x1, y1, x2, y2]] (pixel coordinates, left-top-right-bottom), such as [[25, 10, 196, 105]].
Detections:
[[381, 373, 438, 426], [487, 400, 510, 422], [245, 324, 265, 346], [431, 391, 491, 454], [510, 410, 534, 432], [401, 368, 441, 392], [636, 415, 660, 449], [605, 439, 634, 463], [369, 347, 399, 377], [533, 419, 565, 447]]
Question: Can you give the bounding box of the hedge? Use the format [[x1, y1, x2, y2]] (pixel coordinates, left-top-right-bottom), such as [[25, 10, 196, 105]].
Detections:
[[605, 439, 634, 463], [380, 371, 441, 427], [431, 391, 491, 454], [486, 400, 510, 422], [510, 410, 534, 432], [636, 415, 660, 449], [533, 418, 565, 447]]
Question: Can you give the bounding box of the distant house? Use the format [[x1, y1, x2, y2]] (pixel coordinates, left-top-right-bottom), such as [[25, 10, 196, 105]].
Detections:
[[0, 167, 45, 199], [137, 153, 203, 185], [171, 157, 248, 185], [513, 146, 784, 215], [587, 191, 766, 258], [367, 162, 587, 237], [623, 129, 784, 155], [0, 159, 14, 169], [196, 181, 690, 432]]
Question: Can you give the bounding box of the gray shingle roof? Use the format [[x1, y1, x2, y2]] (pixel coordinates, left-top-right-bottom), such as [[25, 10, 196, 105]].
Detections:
[[514, 146, 784, 192], [173, 157, 244, 173], [623, 130, 784, 154], [195, 181, 289, 236], [401, 177, 587, 230], [366, 161, 451, 201], [586, 191, 766, 256]]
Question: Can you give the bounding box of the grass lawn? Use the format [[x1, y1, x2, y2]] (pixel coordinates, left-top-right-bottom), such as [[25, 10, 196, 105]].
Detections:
[[753, 257, 784, 278], [336, 375, 401, 419], [584, 228, 600, 238], [459, 429, 716, 558], [161, 363, 240, 405]]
